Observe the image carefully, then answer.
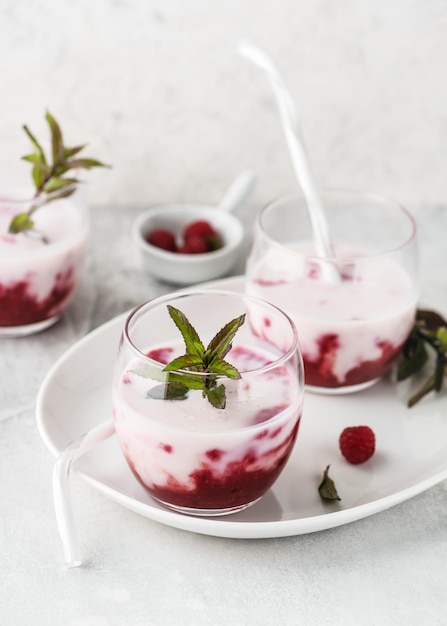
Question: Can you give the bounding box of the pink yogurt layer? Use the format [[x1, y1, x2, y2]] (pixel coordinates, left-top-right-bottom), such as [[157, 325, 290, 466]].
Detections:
[[247, 244, 417, 390], [0, 192, 88, 327], [113, 342, 302, 511]]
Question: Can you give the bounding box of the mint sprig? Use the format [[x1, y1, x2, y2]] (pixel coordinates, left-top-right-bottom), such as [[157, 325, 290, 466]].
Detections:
[[397, 308, 447, 407], [318, 465, 341, 501], [143, 305, 245, 409], [8, 110, 109, 238]]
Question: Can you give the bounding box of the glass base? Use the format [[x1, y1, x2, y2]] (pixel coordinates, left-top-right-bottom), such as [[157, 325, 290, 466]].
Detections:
[[306, 377, 380, 396], [0, 314, 61, 338], [152, 495, 262, 517]]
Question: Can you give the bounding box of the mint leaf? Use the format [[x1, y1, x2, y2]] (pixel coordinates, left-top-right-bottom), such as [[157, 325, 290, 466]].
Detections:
[[46, 109, 65, 164], [147, 382, 189, 401], [8, 111, 110, 238], [318, 465, 341, 501], [22, 124, 47, 164], [205, 314, 245, 363], [167, 305, 205, 357], [163, 354, 204, 372], [398, 307, 447, 407], [163, 306, 245, 409], [208, 357, 241, 379], [203, 384, 226, 409], [8, 213, 35, 234]]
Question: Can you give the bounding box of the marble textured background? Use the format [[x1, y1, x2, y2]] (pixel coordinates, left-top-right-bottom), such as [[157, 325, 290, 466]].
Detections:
[[1, 0, 447, 213]]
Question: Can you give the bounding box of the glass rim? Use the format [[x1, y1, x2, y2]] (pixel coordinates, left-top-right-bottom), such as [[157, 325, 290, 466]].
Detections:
[[123, 288, 301, 376], [0, 185, 89, 258], [258, 188, 418, 262]]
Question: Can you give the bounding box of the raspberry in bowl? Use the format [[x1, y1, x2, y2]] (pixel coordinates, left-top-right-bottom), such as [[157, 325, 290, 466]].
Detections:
[[131, 204, 245, 285]]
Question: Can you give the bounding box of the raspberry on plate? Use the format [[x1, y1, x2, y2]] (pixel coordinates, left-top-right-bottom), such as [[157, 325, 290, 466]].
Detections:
[[147, 229, 177, 252], [183, 220, 217, 241], [339, 425, 376, 464]]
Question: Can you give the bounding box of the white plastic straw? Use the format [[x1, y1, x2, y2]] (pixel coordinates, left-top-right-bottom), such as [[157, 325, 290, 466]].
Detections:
[[238, 41, 339, 281], [52, 419, 115, 567]]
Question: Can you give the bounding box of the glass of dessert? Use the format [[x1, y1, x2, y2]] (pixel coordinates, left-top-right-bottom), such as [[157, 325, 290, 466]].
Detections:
[[246, 190, 419, 394], [0, 111, 107, 337], [112, 289, 304, 516], [0, 187, 89, 336]]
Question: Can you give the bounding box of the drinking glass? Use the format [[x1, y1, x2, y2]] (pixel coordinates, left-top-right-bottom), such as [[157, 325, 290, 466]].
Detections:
[[112, 289, 304, 516], [0, 186, 88, 337], [246, 190, 419, 394]]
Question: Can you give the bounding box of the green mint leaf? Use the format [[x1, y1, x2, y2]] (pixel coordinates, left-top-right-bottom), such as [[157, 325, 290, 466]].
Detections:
[[32, 164, 46, 190], [203, 383, 226, 409], [64, 144, 88, 158], [167, 305, 205, 357], [208, 357, 241, 379], [147, 382, 189, 401], [163, 306, 245, 408], [8, 213, 35, 234], [166, 372, 206, 390], [43, 177, 78, 193], [397, 336, 429, 381], [130, 365, 205, 390], [318, 465, 341, 501], [437, 327, 447, 350], [21, 153, 45, 164], [163, 354, 204, 372], [44, 187, 77, 203], [398, 307, 447, 407], [408, 375, 437, 408], [22, 124, 47, 164], [45, 110, 65, 164], [68, 157, 109, 169], [9, 111, 110, 239], [205, 314, 246, 363]]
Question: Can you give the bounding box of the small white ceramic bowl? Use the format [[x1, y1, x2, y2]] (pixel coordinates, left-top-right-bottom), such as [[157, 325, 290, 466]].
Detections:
[[131, 203, 245, 285]]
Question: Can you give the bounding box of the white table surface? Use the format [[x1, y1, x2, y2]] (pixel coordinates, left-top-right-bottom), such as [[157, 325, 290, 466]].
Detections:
[[1, 203, 447, 626]]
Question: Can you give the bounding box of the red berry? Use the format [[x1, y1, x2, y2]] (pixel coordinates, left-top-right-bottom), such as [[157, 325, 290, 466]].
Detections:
[[183, 220, 217, 241], [179, 235, 210, 254], [147, 229, 177, 252], [339, 426, 376, 464]]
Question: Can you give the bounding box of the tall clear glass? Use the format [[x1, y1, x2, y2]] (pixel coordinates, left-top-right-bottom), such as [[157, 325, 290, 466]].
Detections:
[[246, 190, 418, 394], [112, 290, 304, 516]]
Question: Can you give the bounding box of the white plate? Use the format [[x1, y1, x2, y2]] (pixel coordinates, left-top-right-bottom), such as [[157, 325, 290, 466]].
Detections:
[[36, 276, 447, 539]]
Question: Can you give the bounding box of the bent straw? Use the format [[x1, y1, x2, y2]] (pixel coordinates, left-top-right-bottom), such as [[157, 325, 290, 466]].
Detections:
[[238, 41, 339, 281], [52, 419, 115, 567]]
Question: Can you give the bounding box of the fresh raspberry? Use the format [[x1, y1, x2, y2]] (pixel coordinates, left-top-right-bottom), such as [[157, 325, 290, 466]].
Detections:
[[147, 229, 177, 252], [339, 425, 376, 464], [179, 235, 210, 254], [183, 220, 217, 241]]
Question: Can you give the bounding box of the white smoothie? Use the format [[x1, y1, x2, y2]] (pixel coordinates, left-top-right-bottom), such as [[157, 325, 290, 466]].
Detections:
[[246, 243, 417, 389]]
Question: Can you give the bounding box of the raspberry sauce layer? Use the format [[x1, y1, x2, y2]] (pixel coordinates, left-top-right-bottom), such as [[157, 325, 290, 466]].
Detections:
[[0, 269, 75, 326]]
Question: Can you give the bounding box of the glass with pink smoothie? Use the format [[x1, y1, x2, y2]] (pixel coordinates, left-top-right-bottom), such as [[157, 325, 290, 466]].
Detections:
[[246, 190, 418, 394], [0, 186, 88, 336], [112, 290, 304, 516]]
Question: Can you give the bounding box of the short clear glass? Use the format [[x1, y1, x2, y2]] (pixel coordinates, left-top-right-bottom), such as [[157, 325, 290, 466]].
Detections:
[[246, 190, 419, 394], [0, 186, 89, 337], [112, 289, 304, 516]]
